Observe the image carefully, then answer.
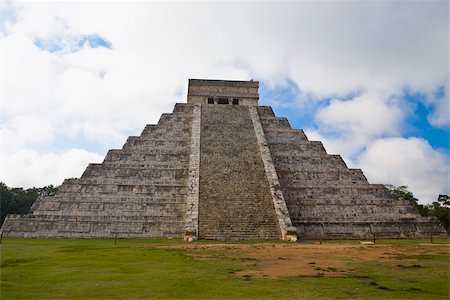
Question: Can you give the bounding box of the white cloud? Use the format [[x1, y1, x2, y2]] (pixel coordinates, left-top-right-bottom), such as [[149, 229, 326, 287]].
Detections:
[[0, 1, 448, 201], [428, 84, 450, 128], [7, 2, 447, 98], [357, 137, 449, 204], [284, 2, 447, 98], [1, 148, 103, 188], [303, 129, 359, 167], [0, 116, 54, 164], [304, 92, 410, 162], [317, 93, 405, 136], [306, 92, 449, 204]]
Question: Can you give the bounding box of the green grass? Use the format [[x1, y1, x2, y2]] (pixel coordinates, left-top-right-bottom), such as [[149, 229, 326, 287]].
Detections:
[[347, 254, 449, 298], [1, 238, 449, 299]]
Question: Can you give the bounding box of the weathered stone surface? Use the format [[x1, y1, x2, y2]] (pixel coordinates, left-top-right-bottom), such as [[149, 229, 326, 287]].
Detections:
[[198, 105, 280, 240], [187, 79, 259, 106], [184, 104, 201, 242], [1, 79, 447, 240], [2, 103, 194, 238], [256, 105, 447, 239], [249, 106, 296, 241]]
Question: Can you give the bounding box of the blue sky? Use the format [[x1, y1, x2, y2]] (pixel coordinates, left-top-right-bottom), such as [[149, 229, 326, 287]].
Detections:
[[33, 34, 112, 53], [1, 1, 448, 204], [262, 84, 450, 151], [402, 90, 449, 150]]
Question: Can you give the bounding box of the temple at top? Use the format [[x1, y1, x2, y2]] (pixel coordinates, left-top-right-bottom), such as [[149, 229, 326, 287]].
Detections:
[[187, 79, 259, 106]]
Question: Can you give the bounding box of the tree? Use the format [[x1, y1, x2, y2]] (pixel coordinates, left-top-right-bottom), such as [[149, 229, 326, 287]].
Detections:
[[385, 184, 418, 203], [437, 194, 450, 207], [429, 195, 449, 232], [36, 185, 58, 197], [0, 182, 59, 226], [384, 184, 427, 216], [385, 185, 449, 233]]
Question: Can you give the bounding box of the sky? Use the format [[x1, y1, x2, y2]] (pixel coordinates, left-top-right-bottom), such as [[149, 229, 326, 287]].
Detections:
[[0, 1, 449, 204]]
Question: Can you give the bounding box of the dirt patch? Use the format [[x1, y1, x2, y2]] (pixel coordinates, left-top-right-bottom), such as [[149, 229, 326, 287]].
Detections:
[[236, 243, 368, 278], [183, 241, 449, 279]]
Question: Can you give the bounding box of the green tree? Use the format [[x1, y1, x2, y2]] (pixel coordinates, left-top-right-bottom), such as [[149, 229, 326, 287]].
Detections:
[[385, 185, 449, 233], [0, 182, 58, 226], [384, 184, 428, 216], [437, 194, 450, 207], [36, 185, 58, 197], [429, 195, 449, 232], [385, 184, 417, 203]]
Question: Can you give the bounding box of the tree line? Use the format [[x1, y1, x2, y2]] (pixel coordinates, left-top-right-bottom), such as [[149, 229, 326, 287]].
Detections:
[[384, 185, 449, 232], [0, 182, 448, 232], [0, 182, 58, 225]]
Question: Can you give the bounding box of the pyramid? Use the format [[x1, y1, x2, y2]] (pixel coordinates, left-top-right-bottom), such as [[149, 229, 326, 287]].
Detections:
[[1, 79, 446, 240]]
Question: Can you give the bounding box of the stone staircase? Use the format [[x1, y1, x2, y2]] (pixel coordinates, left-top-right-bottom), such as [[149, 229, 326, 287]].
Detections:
[[198, 105, 280, 240], [257, 106, 446, 239], [2, 104, 194, 238]]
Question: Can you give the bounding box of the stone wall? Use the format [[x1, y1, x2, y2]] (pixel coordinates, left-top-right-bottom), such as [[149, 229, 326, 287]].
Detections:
[[187, 79, 259, 105]]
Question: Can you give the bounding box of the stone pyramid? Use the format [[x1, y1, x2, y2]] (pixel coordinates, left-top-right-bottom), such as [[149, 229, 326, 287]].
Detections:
[[2, 79, 446, 240]]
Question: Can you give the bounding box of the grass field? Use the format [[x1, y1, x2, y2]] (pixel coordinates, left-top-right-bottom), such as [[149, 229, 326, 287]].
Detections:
[[1, 238, 449, 299]]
